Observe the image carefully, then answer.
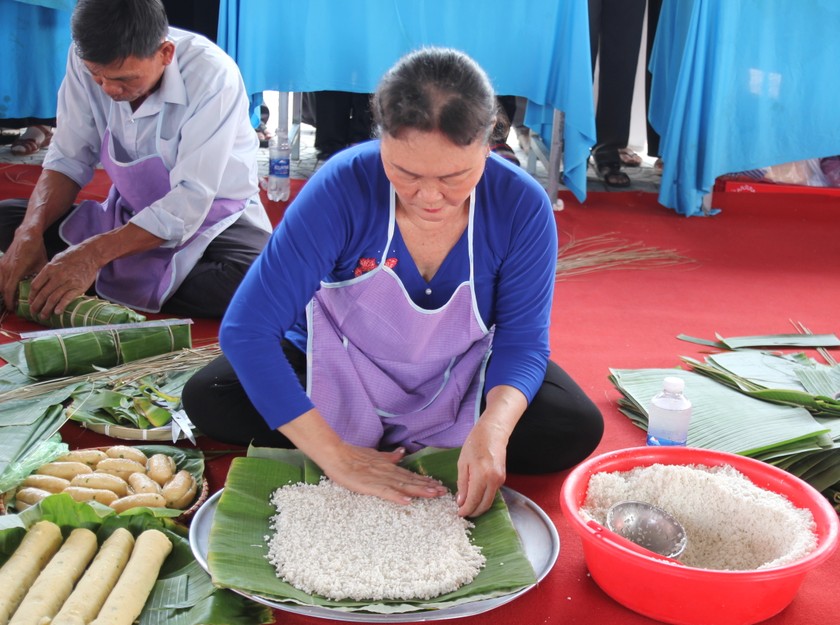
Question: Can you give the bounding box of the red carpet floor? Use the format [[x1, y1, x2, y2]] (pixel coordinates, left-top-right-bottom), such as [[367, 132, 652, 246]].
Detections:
[[1, 165, 838, 625]]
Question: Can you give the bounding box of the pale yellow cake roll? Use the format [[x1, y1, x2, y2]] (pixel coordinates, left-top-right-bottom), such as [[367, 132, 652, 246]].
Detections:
[[89, 529, 172, 625], [50, 528, 136, 625], [9, 528, 98, 625], [0, 521, 63, 625]]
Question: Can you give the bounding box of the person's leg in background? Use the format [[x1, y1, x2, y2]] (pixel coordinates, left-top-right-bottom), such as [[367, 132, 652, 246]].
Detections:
[[1, 117, 56, 156], [645, 0, 664, 173], [313, 91, 353, 162], [589, 0, 646, 187], [347, 92, 374, 147]]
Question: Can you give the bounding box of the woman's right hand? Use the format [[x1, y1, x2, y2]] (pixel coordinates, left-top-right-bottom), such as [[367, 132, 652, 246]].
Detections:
[[279, 409, 448, 505], [320, 444, 449, 505]]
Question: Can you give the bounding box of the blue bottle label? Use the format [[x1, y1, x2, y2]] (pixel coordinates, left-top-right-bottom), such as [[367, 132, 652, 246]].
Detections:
[[269, 158, 290, 177], [646, 433, 686, 447]]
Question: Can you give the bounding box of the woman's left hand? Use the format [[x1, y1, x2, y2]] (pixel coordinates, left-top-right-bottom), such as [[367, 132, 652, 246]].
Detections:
[[455, 385, 528, 517], [455, 419, 509, 518]]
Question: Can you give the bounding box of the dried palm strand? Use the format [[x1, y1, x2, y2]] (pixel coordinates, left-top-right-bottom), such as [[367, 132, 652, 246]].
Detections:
[[16, 279, 146, 328], [23, 323, 192, 377], [0, 343, 221, 404], [556, 232, 694, 280]]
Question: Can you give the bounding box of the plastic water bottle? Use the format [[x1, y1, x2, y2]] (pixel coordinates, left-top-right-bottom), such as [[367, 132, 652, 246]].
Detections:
[[267, 130, 290, 202], [646, 376, 692, 446]]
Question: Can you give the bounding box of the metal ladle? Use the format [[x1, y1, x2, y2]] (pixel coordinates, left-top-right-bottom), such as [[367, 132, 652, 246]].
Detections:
[[606, 500, 687, 559]]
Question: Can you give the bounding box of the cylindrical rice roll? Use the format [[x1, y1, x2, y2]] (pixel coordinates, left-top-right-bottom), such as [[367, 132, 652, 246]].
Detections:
[[0, 520, 63, 625], [8, 528, 98, 625], [89, 529, 172, 625], [51, 528, 135, 625]]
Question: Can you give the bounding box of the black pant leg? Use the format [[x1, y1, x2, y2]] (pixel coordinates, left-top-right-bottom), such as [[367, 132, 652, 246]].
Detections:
[[0, 198, 70, 257], [313, 91, 353, 159], [505, 360, 604, 474], [160, 215, 270, 318], [591, 0, 646, 165], [645, 0, 664, 157], [347, 92, 374, 145], [181, 341, 306, 447]]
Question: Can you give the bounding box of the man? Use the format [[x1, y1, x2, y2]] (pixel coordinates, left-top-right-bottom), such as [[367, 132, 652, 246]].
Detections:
[[0, 0, 271, 318]]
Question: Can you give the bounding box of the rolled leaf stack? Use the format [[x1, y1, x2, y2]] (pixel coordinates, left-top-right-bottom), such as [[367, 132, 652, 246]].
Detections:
[[23, 324, 192, 378], [16, 279, 146, 328]]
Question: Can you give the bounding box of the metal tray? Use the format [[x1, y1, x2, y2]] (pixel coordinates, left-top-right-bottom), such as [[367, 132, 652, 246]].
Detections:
[[189, 486, 559, 622]]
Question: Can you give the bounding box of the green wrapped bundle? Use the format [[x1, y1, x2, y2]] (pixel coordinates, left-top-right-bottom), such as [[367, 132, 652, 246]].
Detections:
[[23, 323, 192, 377], [16, 279, 146, 328]]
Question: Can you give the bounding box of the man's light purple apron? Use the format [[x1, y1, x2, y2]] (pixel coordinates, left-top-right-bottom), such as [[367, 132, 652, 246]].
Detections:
[[59, 109, 245, 312], [307, 192, 493, 452]]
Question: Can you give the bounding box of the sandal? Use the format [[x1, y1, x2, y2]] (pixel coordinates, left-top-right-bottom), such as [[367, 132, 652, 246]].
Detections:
[[653, 158, 664, 175], [618, 148, 642, 167], [10, 125, 53, 156], [596, 162, 631, 188]]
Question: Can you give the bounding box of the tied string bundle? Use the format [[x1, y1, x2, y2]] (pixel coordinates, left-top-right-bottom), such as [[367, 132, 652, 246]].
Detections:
[[15, 279, 147, 329], [22, 322, 192, 378]]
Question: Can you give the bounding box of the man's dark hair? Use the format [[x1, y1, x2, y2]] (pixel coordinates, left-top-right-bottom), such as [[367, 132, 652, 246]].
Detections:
[[71, 0, 169, 65], [372, 47, 496, 147]]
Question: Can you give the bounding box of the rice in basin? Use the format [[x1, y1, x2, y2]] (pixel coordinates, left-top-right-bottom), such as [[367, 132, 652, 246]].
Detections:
[[582, 463, 818, 570], [265, 479, 485, 601]]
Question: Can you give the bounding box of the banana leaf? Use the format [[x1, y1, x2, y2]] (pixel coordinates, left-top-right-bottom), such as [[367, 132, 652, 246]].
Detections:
[[684, 351, 840, 418], [68, 369, 196, 430], [207, 447, 536, 615], [0, 494, 273, 625], [16, 279, 146, 328], [609, 368, 828, 456], [610, 367, 840, 511], [678, 332, 840, 349], [23, 324, 192, 378], [0, 385, 77, 480]]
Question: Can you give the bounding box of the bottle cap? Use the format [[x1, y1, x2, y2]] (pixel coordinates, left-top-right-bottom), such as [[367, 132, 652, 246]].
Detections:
[[663, 376, 685, 393]]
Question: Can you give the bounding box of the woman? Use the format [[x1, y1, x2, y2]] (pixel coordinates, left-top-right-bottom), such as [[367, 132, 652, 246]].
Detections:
[[183, 48, 603, 517]]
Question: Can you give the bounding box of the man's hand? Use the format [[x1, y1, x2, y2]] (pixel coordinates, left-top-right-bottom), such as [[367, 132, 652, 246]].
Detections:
[[0, 230, 49, 313], [0, 169, 81, 313], [27, 245, 102, 319]]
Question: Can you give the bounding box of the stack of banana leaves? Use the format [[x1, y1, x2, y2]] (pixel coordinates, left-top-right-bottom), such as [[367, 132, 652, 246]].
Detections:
[[0, 346, 221, 491], [609, 333, 840, 512]]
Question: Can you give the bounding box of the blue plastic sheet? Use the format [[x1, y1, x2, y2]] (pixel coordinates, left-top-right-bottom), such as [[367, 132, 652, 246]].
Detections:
[[218, 0, 595, 202], [0, 0, 73, 120], [649, 0, 840, 216]]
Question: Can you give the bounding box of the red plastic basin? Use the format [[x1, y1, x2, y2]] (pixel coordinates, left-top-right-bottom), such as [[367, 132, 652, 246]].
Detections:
[[560, 446, 839, 625]]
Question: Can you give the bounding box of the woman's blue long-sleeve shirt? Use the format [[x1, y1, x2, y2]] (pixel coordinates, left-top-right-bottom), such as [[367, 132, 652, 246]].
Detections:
[[220, 140, 558, 430]]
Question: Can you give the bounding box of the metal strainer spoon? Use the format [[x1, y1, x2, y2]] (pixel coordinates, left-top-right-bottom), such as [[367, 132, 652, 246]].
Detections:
[[606, 500, 687, 559]]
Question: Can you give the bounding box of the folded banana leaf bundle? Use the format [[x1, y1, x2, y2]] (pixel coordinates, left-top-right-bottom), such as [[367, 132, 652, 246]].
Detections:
[[23, 323, 192, 377], [16, 279, 146, 328]]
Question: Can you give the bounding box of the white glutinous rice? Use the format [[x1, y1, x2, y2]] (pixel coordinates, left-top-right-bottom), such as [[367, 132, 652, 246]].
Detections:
[[265, 479, 486, 601], [581, 463, 818, 571]]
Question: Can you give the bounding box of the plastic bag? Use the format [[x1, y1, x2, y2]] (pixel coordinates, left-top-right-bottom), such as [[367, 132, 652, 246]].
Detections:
[[0, 435, 68, 494], [762, 159, 827, 186]]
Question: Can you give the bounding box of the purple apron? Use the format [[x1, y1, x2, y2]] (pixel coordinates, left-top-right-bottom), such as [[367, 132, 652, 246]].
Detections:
[[59, 109, 245, 312], [307, 192, 493, 452]]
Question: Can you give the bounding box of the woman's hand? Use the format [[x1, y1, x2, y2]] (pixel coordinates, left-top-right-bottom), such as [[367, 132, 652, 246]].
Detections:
[[455, 419, 509, 517], [279, 409, 448, 505], [318, 444, 449, 505], [455, 384, 528, 517]]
